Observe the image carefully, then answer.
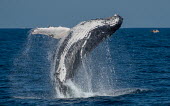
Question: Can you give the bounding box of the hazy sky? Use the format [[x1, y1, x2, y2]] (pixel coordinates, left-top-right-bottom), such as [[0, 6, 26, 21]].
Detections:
[[0, 0, 169, 28]]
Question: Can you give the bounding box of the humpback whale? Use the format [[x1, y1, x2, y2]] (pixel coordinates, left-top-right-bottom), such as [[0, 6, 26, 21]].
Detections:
[[32, 14, 123, 96]]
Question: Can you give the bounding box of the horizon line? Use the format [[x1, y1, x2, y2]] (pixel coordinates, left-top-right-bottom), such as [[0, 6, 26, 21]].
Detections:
[[0, 27, 170, 29]]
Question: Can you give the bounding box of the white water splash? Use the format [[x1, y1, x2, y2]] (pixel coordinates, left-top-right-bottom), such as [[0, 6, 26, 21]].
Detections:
[[54, 80, 149, 98], [52, 40, 117, 98]]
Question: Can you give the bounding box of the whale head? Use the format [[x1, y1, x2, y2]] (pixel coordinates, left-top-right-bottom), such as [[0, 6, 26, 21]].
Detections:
[[104, 14, 123, 31], [71, 14, 123, 53], [77, 14, 123, 31]]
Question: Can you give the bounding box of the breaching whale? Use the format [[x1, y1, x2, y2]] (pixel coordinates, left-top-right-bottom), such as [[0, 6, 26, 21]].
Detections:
[[32, 14, 123, 97]]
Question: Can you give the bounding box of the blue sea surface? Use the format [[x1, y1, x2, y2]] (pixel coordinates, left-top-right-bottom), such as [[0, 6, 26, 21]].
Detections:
[[0, 28, 170, 105]]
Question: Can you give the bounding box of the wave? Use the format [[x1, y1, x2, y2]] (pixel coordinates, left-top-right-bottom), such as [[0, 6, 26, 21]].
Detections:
[[55, 80, 149, 98], [13, 88, 150, 99]]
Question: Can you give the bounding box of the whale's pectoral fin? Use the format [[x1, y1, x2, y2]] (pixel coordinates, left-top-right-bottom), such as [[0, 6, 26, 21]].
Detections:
[[31, 27, 70, 39]]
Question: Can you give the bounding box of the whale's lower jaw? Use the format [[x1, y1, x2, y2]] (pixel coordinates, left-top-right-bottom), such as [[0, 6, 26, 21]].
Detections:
[[55, 14, 123, 96]]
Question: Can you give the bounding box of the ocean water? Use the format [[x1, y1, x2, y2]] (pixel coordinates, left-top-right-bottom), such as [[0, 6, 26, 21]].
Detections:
[[0, 28, 170, 105]]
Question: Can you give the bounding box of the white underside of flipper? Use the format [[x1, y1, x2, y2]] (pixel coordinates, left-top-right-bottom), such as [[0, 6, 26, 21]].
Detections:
[[31, 27, 70, 39]]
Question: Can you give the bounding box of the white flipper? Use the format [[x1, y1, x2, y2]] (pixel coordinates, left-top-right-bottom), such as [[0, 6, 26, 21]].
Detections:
[[31, 27, 70, 39]]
